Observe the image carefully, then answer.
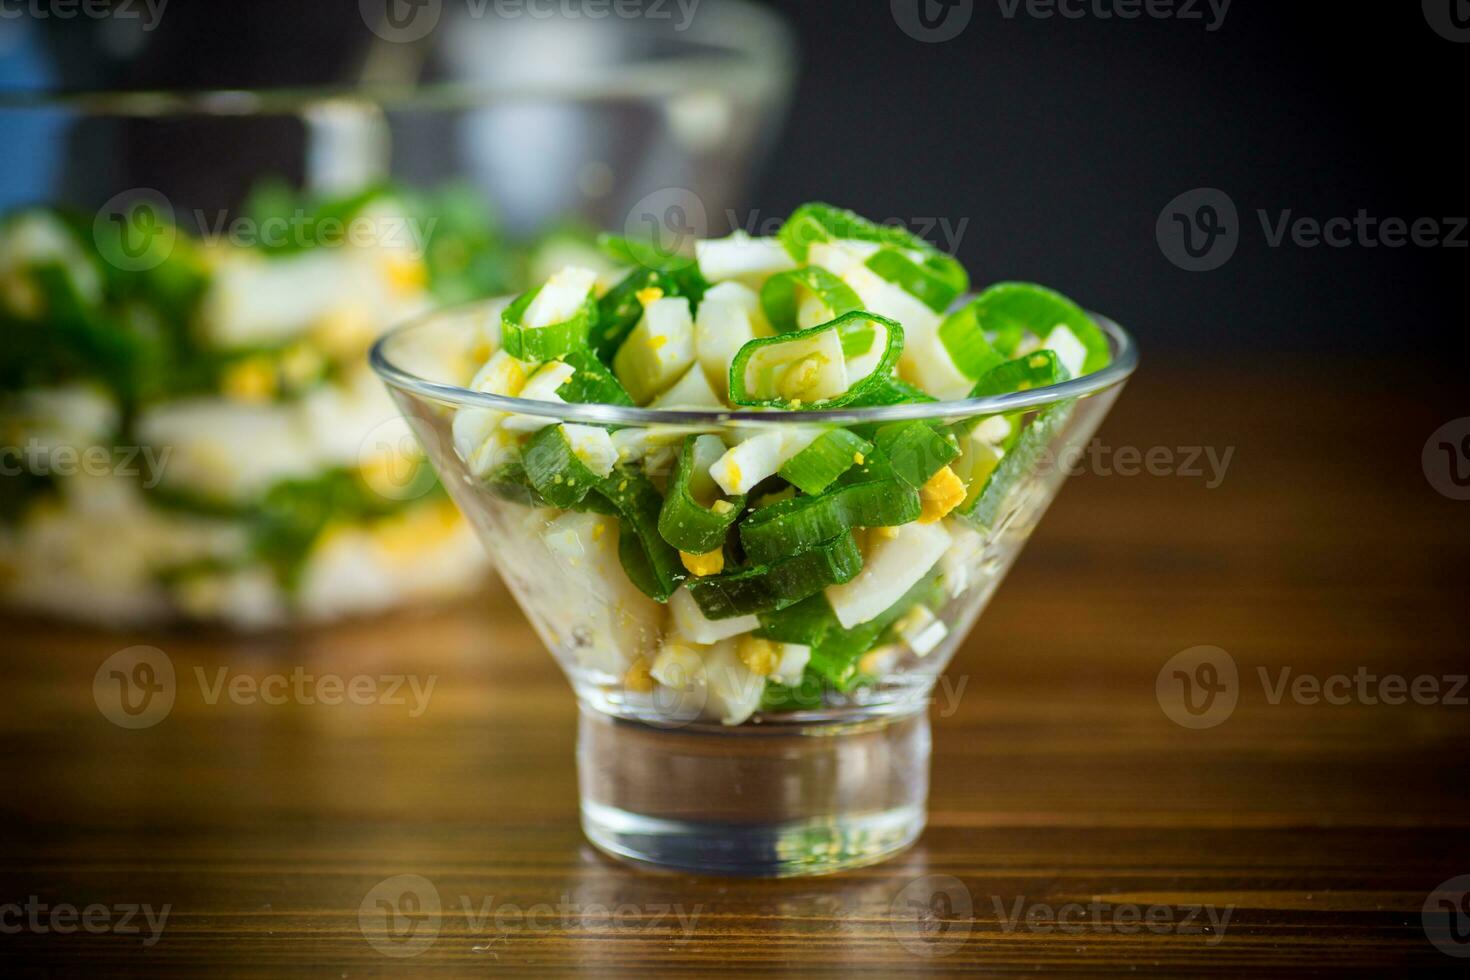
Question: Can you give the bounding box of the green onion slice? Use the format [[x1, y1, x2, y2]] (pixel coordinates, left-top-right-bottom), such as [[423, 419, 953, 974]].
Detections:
[[596, 466, 685, 602], [844, 375, 937, 408], [592, 269, 659, 363], [757, 572, 940, 691], [500, 285, 596, 363], [937, 301, 1007, 380], [729, 312, 903, 409], [872, 421, 961, 489], [556, 348, 634, 407], [685, 531, 863, 620], [970, 349, 1070, 397], [969, 282, 1111, 375], [778, 429, 873, 495], [777, 202, 969, 306], [597, 233, 709, 304], [739, 459, 921, 565], [523, 424, 604, 509], [951, 350, 1070, 440], [865, 247, 968, 314], [657, 434, 747, 554], [957, 401, 1075, 532], [759, 266, 862, 334], [482, 460, 548, 509]]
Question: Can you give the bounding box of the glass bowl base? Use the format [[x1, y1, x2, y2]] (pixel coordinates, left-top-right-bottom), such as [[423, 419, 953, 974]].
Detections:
[[576, 707, 931, 877]]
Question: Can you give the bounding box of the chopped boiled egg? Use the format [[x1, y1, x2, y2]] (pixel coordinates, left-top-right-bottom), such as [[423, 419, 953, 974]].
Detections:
[[738, 328, 849, 404], [694, 283, 760, 398], [670, 586, 760, 644], [972, 414, 1012, 446], [453, 350, 531, 475], [939, 519, 986, 598], [700, 641, 765, 725], [835, 259, 970, 398], [650, 637, 708, 691], [651, 364, 725, 410], [561, 423, 617, 479], [895, 605, 949, 657], [610, 425, 692, 465], [1042, 325, 1087, 379], [612, 296, 696, 403], [918, 466, 968, 524], [502, 360, 576, 433], [538, 510, 663, 674], [680, 549, 725, 577], [826, 521, 952, 629], [521, 265, 599, 328], [770, 642, 811, 684], [695, 232, 797, 285], [806, 239, 880, 278], [736, 635, 781, 676], [709, 427, 822, 496]]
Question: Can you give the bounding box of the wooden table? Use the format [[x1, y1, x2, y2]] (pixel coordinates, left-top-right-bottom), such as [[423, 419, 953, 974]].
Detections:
[[4, 363, 1468, 976]]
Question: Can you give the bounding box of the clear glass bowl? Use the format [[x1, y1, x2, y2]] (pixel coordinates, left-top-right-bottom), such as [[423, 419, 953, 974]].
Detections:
[[0, 2, 795, 629], [372, 300, 1139, 876]]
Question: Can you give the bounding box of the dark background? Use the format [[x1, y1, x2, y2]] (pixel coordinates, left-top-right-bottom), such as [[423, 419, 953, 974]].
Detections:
[[4, 0, 1464, 363]]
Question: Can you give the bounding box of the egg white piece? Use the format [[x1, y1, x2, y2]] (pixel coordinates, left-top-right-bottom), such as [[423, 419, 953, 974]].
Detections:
[[452, 350, 531, 475], [700, 641, 766, 726], [827, 521, 952, 629], [651, 364, 725, 410], [709, 427, 822, 496], [806, 240, 880, 278], [561, 423, 617, 479], [939, 519, 986, 598], [770, 642, 811, 685], [650, 637, 709, 691], [613, 296, 696, 404], [537, 510, 664, 675], [502, 360, 576, 433], [200, 250, 360, 349], [1043, 325, 1088, 379], [694, 285, 760, 398], [696, 233, 796, 285], [521, 265, 599, 328], [841, 263, 972, 400], [670, 586, 760, 644]]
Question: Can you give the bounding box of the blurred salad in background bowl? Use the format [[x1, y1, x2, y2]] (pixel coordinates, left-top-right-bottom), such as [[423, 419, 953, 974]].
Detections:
[[0, 0, 794, 628]]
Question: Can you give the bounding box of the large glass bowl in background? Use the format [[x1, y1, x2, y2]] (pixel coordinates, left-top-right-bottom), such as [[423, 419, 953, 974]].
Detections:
[[0, 1, 795, 629], [372, 301, 1138, 875]]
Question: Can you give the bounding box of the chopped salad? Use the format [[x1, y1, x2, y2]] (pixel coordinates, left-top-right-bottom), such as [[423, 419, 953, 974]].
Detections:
[[0, 182, 585, 627], [452, 203, 1112, 724]]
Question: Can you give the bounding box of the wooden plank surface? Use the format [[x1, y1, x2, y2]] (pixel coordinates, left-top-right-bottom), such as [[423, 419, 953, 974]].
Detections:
[[3, 363, 1468, 977]]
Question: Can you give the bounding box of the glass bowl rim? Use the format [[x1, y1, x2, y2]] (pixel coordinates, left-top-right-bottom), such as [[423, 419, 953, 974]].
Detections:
[[0, 0, 793, 116], [370, 299, 1140, 426]]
